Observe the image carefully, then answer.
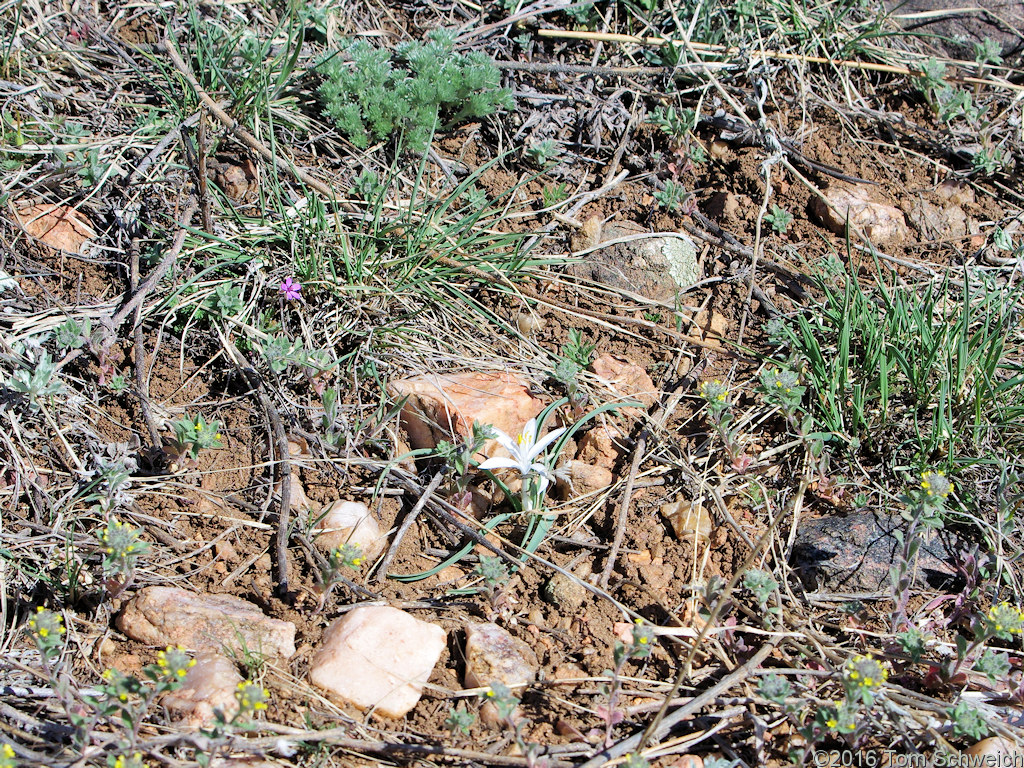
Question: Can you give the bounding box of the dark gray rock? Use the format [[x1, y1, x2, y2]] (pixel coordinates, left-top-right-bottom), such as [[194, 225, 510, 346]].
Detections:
[[882, 0, 1023, 61], [790, 512, 965, 593]]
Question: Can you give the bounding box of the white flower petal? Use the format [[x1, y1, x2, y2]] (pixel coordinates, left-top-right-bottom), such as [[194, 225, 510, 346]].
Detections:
[[487, 428, 518, 455], [529, 426, 567, 458], [477, 456, 519, 472]]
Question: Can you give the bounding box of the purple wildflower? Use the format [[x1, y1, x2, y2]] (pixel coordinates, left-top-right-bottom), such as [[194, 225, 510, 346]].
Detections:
[[279, 277, 302, 301]]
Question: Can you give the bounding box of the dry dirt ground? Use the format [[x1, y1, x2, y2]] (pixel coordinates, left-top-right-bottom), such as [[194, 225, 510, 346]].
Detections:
[[2, 0, 1024, 767]]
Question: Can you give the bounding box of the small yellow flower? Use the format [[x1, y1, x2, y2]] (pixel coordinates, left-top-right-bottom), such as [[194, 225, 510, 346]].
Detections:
[[826, 716, 838, 728], [3, 744, 15, 759]]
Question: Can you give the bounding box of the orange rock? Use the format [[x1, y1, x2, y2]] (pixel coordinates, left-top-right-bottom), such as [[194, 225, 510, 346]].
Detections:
[[575, 425, 625, 469], [692, 310, 730, 340], [661, 498, 712, 545], [589, 354, 657, 408], [12, 202, 96, 254], [388, 372, 542, 459], [557, 460, 613, 499]]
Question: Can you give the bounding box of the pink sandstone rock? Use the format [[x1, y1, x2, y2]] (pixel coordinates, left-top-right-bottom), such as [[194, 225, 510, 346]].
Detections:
[[117, 587, 296, 659], [162, 652, 242, 728], [388, 371, 543, 459], [309, 606, 446, 718], [589, 354, 657, 408], [557, 460, 614, 499], [575, 425, 625, 469]]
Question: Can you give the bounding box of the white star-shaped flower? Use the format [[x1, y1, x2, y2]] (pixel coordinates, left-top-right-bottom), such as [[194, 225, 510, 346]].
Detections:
[[477, 417, 567, 483]]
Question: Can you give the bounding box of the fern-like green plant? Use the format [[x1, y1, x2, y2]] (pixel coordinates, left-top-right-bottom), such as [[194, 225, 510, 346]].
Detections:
[[316, 29, 512, 152]]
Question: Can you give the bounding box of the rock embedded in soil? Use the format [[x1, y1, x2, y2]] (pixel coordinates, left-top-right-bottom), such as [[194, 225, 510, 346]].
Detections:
[[463, 621, 538, 689], [569, 219, 699, 303], [790, 513, 963, 593], [11, 201, 97, 255], [117, 587, 296, 659], [811, 184, 909, 245], [575, 425, 625, 470], [308, 606, 446, 718], [882, 0, 1024, 59], [543, 562, 591, 613], [557, 460, 614, 499], [589, 354, 657, 408], [313, 500, 386, 560], [964, 737, 1024, 761], [905, 197, 970, 242], [388, 371, 542, 459], [162, 651, 242, 728], [661, 498, 712, 545]]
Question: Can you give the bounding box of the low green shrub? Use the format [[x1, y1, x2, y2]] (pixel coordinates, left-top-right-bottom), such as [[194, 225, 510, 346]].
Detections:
[[316, 29, 512, 152]]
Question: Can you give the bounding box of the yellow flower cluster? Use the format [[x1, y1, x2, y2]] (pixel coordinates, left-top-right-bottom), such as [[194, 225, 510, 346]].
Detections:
[[156, 646, 196, 679], [700, 380, 728, 402], [1, 744, 16, 768], [112, 753, 145, 768], [27, 606, 65, 640], [920, 470, 953, 499], [987, 602, 1024, 636], [845, 654, 888, 690], [235, 680, 269, 712]]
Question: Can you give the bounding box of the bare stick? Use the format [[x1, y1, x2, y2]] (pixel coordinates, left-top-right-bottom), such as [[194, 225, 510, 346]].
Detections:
[[535, 28, 1024, 92], [221, 337, 294, 600], [374, 470, 445, 584], [578, 641, 777, 768], [109, 198, 197, 331], [599, 430, 647, 589]]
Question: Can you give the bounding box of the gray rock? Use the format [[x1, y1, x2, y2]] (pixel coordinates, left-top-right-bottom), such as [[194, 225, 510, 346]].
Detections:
[[464, 622, 538, 689], [790, 512, 964, 593], [571, 220, 698, 302], [906, 198, 969, 241], [881, 0, 1023, 60], [543, 567, 590, 612]]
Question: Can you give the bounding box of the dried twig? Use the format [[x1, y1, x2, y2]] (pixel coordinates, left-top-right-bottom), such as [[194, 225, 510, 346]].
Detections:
[[374, 470, 445, 584], [220, 336, 294, 600], [599, 429, 647, 589], [161, 32, 347, 202]]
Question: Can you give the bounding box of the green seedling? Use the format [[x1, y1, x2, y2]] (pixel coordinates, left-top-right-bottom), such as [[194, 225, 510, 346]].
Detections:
[[172, 414, 224, 461]]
